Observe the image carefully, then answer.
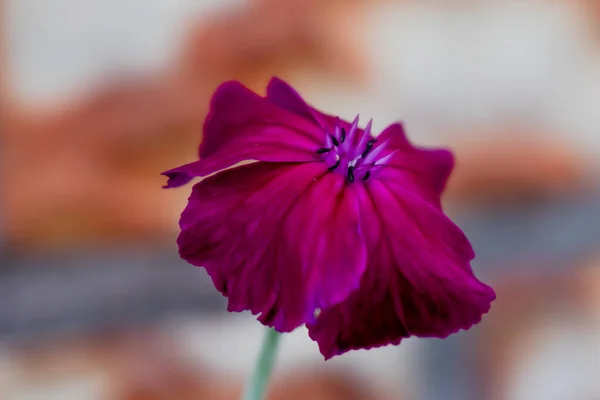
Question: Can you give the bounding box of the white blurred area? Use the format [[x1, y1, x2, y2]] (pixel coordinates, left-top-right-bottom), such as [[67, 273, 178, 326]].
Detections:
[[3, 0, 600, 399], [170, 314, 422, 395], [6, 0, 237, 105]]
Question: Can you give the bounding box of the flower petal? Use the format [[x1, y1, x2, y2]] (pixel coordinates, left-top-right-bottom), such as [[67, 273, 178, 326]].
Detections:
[[279, 171, 368, 328], [308, 181, 494, 359], [265, 77, 324, 129], [376, 123, 454, 209], [177, 162, 367, 333], [264, 78, 367, 142], [162, 81, 323, 188]]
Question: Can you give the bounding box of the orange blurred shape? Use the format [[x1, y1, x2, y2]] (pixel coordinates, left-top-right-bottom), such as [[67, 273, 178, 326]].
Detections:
[[177, 0, 369, 92], [2, 77, 201, 250], [268, 371, 396, 400], [120, 371, 392, 400], [574, 0, 600, 37], [446, 132, 590, 204]]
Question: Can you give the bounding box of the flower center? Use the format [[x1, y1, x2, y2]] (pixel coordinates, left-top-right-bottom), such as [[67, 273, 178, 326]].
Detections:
[[315, 116, 393, 183]]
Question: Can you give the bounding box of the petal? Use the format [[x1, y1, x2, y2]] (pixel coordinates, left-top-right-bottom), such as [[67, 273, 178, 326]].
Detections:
[[264, 77, 368, 143], [308, 181, 494, 359], [279, 171, 368, 328], [162, 163, 201, 189], [264, 77, 329, 129], [178, 162, 367, 333], [376, 123, 454, 209], [162, 81, 323, 188], [381, 176, 475, 263], [265, 77, 324, 130], [201, 81, 325, 159]]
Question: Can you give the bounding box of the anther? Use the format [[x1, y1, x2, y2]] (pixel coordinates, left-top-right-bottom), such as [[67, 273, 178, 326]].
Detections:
[[316, 147, 331, 154], [361, 139, 377, 158], [340, 128, 346, 143], [330, 134, 340, 147], [362, 171, 371, 181], [328, 159, 340, 171], [348, 165, 355, 182]]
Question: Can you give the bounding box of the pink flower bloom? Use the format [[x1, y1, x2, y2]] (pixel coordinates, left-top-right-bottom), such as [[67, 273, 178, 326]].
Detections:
[[162, 78, 495, 359]]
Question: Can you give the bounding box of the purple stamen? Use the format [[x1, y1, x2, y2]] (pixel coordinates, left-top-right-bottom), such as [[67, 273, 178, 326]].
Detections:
[[354, 119, 372, 158], [316, 116, 394, 183]]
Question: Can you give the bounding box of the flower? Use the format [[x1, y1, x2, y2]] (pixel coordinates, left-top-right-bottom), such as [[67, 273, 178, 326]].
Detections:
[[162, 78, 495, 359]]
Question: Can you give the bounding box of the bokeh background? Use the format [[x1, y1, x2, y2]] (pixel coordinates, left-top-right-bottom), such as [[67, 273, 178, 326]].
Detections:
[[2, 0, 600, 399]]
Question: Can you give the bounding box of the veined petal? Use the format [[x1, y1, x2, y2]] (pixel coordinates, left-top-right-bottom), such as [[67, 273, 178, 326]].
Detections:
[[376, 123, 454, 209], [177, 162, 367, 333], [162, 81, 323, 188], [265, 78, 369, 150], [201, 81, 324, 159], [265, 77, 325, 131], [381, 177, 475, 263], [280, 172, 367, 327], [308, 181, 494, 359], [264, 78, 365, 146]]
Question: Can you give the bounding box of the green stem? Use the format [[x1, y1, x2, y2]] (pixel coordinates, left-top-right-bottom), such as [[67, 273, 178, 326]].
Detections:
[[241, 327, 282, 400]]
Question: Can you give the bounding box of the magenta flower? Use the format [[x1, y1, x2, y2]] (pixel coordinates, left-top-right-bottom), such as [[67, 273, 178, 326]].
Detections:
[[162, 78, 495, 359]]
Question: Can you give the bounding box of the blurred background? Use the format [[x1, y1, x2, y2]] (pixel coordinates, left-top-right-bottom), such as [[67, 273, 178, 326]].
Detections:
[[2, 0, 600, 399]]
